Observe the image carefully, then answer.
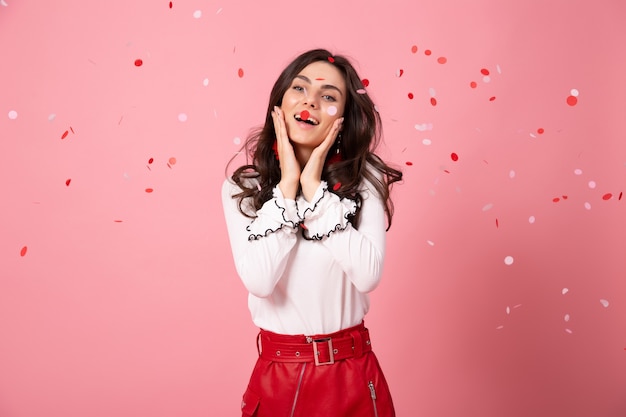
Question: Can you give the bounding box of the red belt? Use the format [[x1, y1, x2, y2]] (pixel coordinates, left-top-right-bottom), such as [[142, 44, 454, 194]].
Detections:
[[258, 322, 372, 366]]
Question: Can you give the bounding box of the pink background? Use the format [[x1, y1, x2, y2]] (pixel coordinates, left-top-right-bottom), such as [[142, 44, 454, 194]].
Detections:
[[1, 1, 625, 416]]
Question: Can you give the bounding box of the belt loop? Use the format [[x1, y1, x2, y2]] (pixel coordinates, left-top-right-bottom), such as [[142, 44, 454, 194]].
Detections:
[[351, 329, 363, 358]]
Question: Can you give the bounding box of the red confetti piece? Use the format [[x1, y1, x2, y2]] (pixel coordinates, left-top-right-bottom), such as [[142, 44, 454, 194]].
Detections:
[[424, 49, 432, 56], [169, 1, 172, 8], [65, 179, 71, 186], [327, 56, 335, 63], [451, 153, 459, 161], [134, 59, 143, 67], [443, 170, 450, 174], [405, 161, 413, 166], [496, 218, 499, 228], [300, 110, 310, 120], [114, 220, 123, 223], [168, 157, 177, 165], [562, 195, 568, 200], [430, 97, 437, 106], [408, 92, 414, 99], [361, 79, 369, 87], [70, 126, 75, 134], [537, 128, 545, 134], [470, 81, 477, 88], [238, 68, 244, 78], [145, 188, 154, 193], [411, 45, 418, 54], [437, 57, 447, 64], [602, 193, 613, 200], [566, 95, 578, 106], [333, 183, 341, 191], [61, 130, 69, 139], [397, 69, 404, 77], [553, 197, 560, 203], [480, 68, 490, 75], [148, 158, 154, 164], [619, 192, 623, 200], [20, 246, 28, 257], [489, 96, 496, 101]]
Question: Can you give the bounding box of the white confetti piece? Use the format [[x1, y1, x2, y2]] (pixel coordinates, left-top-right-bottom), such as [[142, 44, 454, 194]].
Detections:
[[426, 240, 435, 246], [203, 78, 209, 86], [509, 170, 516, 178], [504, 256, 514, 266], [565, 328, 573, 334], [327, 105, 337, 116], [482, 203, 494, 211], [482, 76, 491, 83], [48, 113, 56, 121], [496, 325, 504, 330], [8, 110, 17, 119], [584, 202, 591, 210], [233, 137, 241, 145], [422, 138, 432, 146], [600, 299, 609, 308], [178, 113, 188, 122], [193, 10, 202, 18], [562, 288, 569, 295], [1, 0, 8, 7], [496, 64, 502, 74], [588, 180, 596, 189], [574, 168, 582, 175], [529, 215, 536, 224], [506, 306, 510, 315], [414, 123, 432, 131], [216, 7, 223, 14], [570, 88, 579, 97], [564, 314, 570, 322], [428, 87, 436, 97]]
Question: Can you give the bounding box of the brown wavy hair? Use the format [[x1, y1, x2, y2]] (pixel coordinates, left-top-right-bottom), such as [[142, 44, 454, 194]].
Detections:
[[228, 49, 402, 230]]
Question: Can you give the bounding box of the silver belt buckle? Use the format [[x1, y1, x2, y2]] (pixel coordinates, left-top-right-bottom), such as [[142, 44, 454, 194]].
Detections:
[[312, 337, 334, 366]]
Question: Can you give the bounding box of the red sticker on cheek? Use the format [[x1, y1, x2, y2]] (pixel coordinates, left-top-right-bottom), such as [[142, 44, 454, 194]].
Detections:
[[300, 110, 310, 120]]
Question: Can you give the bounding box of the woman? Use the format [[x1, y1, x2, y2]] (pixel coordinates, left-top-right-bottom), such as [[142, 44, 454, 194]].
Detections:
[[222, 48, 402, 417]]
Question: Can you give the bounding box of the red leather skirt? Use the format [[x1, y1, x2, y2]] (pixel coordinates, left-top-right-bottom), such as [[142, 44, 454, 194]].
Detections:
[[240, 322, 395, 417]]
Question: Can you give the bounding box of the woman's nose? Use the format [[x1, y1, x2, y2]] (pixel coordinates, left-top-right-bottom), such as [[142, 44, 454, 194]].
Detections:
[[303, 95, 319, 108]]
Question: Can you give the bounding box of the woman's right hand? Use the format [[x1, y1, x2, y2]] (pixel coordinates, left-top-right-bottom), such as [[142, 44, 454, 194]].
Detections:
[[271, 106, 300, 199]]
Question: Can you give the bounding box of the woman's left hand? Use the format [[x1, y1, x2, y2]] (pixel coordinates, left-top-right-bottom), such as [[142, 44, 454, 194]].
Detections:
[[300, 117, 344, 201]]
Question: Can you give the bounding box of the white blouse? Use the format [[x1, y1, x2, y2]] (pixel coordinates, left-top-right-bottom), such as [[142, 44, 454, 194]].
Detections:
[[221, 175, 387, 336]]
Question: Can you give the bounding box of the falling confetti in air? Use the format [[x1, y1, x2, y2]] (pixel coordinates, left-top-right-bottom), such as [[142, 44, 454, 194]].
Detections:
[[169, 1, 172, 8], [411, 45, 418, 53], [327, 56, 335, 63], [178, 113, 187, 122], [422, 139, 432, 146], [361, 79, 369, 87], [134, 59, 143, 67], [537, 128, 544, 134], [574, 168, 583, 175], [426, 240, 435, 246], [193, 10, 202, 18], [408, 93, 414, 99], [238, 68, 244, 78], [489, 96, 496, 101], [529, 216, 536, 224], [20, 246, 28, 257], [564, 314, 570, 322], [482, 203, 493, 211], [148, 158, 154, 164], [233, 137, 241, 145], [203, 78, 209, 86], [167, 157, 177, 169], [430, 97, 437, 106], [481, 68, 490, 75], [600, 299, 609, 308], [470, 81, 477, 88], [145, 188, 154, 193], [451, 152, 459, 161], [562, 288, 569, 295], [584, 202, 592, 210], [356, 89, 367, 94], [588, 181, 596, 189], [566, 95, 578, 106], [437, 57, 447, 64], [504, 256, 514, 266], [396, 69, 404, 77], [65, 179, 71, 186], [61, 130, 69, 139], [8, 110, 18, 119], [509, 170, 516, 178], [602, 193, 613, 200], [405, 161, 413, 166], [424, 49, 432, 56]]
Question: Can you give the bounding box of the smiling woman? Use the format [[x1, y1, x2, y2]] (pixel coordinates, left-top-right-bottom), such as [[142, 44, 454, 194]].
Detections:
[[222, 49, 402, 417]]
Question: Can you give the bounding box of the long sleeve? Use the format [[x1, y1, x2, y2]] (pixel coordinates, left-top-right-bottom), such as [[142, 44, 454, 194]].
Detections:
[[221, 179, 300, 298], [297, 179, 386, 294]]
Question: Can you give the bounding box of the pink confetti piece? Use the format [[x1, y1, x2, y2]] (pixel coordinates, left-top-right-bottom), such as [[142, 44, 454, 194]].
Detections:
[[145, 188, 154, 193], [327, 106, 337, 116], [134, 59, 143, 67], [238, 68, 244, 78], [65, 179, 71, 186], [300, 110, 310, 120], [8, 110, 18, 119], [619, 192, 623, 200], [356, 89, 367, 95], [407, 92, 414, 99], [562, 288, 569, 295], [411, 45, 418, 54], [600, 299, 609, 308], [602, 193, 612, 200], [450, 152, 458, 161], [437, 57, 447, 64], [504, 256, 514, 266], [20, 246, 28, 257]]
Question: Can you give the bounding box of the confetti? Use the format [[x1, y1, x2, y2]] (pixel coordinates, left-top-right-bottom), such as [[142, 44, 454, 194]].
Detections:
[[407, 93, 414, 99], [414, 123, 432, 131], [566, 95, 578, 106], [451, 152, 459, 161], [529, 216, 536, 224], [405, 161, 413, 166], [588, 181, 596, 189], [509, 170, 516, 178], [600, 299, 609, 308], [570, 88, 579, 97], [8, 110, 18, 119], [167, 157, 177, 168], [356, 89, 367, 94], [564, 314, 570, 322], [495, 218, 499, 228], [61, 130, 69, 139], [574, 168, 583, 175], [20, 246, 28, 257], [134, 59, 143, 66], [489, 96, 496, 101], [114, 220, 123, 223], [584, 202, 591, 210], [65, 179, 71, 186], [148, 158, 154, 164], [482, 76, 491, 83], [470, 81, 477, 88], [619, 192, 623, 200], [169, 1, 172, 8], [178, 113, 187, 122], [426, 240, 435, 246], [565, 329, 573, 334], [327, 56, 335, 63], [203, 78, 209, 86], [233, 137, 241, 145], [602, 193, 613, 200], [482, 203, 493, 211], [430, 97, 437, 106], [428, 88, 436, 97], [422, 139, 432, 146], [48, 113, 56, 121], [562, 288, 569, 295], [361, 79, 369, 87], [504, 256, 514, 266], [327, 106, 337, 116], [437, 57, 447, 64], [238, 68, 244, 78], [496, 325, 504, 330], [333, 182, 341, 191], [300, 110, 310, 120], [506, 306, 510, 315], [537, 128, 544, 134], [411, 45, 418, 54], [193, 10, 202, 18], [552, 197, 560, 203], [145, 188, 154, 193], [480, 68, 490, 75], [396, 69, 404, 77], [424, 49, 432, 56]]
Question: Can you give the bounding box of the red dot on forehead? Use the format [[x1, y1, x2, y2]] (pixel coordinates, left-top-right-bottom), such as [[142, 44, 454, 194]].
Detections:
[[315, 78, 325, 80]]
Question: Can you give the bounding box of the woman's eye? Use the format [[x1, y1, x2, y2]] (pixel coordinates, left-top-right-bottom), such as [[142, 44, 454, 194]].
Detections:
[[323, 95, 336, 102], [293, 85, 304, 92]]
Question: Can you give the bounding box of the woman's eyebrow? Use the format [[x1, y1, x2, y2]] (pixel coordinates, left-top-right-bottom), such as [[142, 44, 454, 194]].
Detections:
[[295, 75, 344, 96]]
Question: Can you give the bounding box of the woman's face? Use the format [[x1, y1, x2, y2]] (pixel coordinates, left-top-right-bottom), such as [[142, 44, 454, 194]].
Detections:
[[280, 61, 347, 151]]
